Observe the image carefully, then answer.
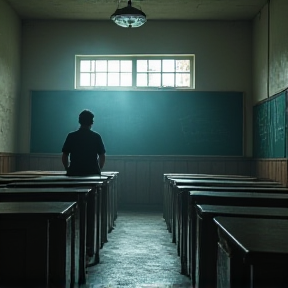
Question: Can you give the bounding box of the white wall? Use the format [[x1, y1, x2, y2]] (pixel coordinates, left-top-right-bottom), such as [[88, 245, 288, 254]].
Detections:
[[19, 20, 253, 155], [253, 0, 288, 102], [0, 0, 21, 152]]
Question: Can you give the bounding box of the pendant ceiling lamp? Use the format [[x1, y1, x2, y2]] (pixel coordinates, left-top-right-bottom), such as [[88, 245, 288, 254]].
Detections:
[[110, 0, 147, 28]]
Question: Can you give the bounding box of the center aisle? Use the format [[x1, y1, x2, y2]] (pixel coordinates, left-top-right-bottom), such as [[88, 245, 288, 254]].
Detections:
[[84, 210, 192, 288]]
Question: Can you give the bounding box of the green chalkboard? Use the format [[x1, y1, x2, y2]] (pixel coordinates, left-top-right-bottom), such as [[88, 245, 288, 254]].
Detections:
[[30, 90, 244, 156], [253, 91, 286, 158]]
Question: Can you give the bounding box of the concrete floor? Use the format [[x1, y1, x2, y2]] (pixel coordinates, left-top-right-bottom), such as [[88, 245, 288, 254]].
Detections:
[[84, 210, 192, 288]]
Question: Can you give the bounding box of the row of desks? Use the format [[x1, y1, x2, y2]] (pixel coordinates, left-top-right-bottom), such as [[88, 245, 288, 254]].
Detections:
[[0, 171, 119, 287], [163, 173, 288, 288]]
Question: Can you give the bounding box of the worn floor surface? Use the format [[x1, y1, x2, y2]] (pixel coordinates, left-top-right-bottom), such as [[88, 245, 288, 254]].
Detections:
[[84, 210, 192, 288]]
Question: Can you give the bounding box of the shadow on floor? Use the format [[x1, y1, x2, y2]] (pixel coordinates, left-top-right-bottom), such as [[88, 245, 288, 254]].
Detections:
[[84, 210, 192, 288]]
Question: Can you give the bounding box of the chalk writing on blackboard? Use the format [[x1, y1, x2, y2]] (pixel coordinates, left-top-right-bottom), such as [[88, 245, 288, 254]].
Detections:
[[179, 110, 230, 144]]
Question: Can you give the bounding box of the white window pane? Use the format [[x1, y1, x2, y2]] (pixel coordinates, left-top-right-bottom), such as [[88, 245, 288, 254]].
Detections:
[[90, 73, 96, 86], [137, 73, 147, 86], [148, 60, 161, 72], [176, 73, 190, 87], [176, 60, 190, 72], [162, 60, 175, 72], [108, 73, 120, 86], [162, 73, 175, 87], [149, 73, 161, 86], [121, 61, 132, 72], [108, 60, 120, 72], [120, 73, 132, 86], [137, 60, 147, 72], [80, 60, 92, 72], [96, 60, 107, 72], [80, 73, 90, 86], [95, 73, 107, 86]]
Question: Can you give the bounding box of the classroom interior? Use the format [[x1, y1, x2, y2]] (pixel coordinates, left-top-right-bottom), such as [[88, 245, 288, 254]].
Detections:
[[1, 0, 288, 287]]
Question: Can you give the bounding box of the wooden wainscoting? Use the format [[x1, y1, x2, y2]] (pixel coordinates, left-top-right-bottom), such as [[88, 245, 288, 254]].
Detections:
[[0, 153, 17, 173], [253, 158, 288, 187], [14, 154, 254, 209]]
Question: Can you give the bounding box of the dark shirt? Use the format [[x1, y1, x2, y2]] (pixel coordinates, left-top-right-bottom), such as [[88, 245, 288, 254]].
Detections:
[[62, 127, 106, 176]]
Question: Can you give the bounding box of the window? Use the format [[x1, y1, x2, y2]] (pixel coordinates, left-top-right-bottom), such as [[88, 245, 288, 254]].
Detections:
[[75, 55, 195, 89]]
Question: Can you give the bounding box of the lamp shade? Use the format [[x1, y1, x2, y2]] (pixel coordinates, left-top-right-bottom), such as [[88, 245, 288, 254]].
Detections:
[[110, 0, 147, 28]]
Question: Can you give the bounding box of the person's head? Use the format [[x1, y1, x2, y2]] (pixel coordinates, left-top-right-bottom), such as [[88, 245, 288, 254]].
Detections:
[[79, 109, 94, 127]]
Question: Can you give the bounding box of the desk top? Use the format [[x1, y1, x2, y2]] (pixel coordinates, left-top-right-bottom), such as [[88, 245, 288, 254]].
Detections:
[[189, 191, 288, 199], [164, 174, 256, 181], [0, 175, 108, 184], [1, 170, 119, 177], [214, 216, 288, 263], [0, 187, 91, 194], [171, 178, 282, 187], [176, 185, 288, 193], [0, 201, 77, 217], [196, 204, 288, 218], [6, 180, 103, 188]]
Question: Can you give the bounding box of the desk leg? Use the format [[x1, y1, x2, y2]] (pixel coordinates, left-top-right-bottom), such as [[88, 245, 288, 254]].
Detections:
[[78, 198, 87, 284]]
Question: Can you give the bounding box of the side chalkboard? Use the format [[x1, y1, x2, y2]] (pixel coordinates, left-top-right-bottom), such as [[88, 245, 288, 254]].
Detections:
[[30, 91, 244, 156], [253, 91, 286, 158]]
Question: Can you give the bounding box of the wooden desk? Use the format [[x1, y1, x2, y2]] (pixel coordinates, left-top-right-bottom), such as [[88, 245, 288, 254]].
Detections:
[[0, 187, 90, 285], [185, 191, 288, 285], [6, 180, 103, 267], [1, 170, 119, 234], [163, 174, 259, 231], [196, 205, 288, 288], [163, 177, 282, 234], [167, 179, 284, 253], [214, 217, 288, 288], [0, 201, 77, 287], [174, 185, 288, 259], [4, 173, 114, 252]]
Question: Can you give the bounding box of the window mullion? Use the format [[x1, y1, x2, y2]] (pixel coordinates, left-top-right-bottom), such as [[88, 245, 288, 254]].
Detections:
[[132, 58, 137, 88]]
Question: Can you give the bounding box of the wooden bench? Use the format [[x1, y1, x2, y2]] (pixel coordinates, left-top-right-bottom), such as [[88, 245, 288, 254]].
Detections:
[[0, 201, 77, 287], [214, 217, 288, 288], [184, 191, 288, 285], [0, 187, 91, 285], [196, 205, 288, 288]]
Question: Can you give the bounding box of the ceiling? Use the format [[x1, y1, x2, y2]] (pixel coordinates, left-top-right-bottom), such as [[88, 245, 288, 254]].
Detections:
[[4, 0, 268, 21]]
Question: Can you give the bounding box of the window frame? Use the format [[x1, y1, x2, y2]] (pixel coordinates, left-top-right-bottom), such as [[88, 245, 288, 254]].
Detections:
[[75, 54, 195, 90]]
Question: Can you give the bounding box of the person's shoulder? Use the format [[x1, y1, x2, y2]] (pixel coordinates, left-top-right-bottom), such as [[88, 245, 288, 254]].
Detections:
[[66, 130, 79, 137], [90, 130, 102, 137]]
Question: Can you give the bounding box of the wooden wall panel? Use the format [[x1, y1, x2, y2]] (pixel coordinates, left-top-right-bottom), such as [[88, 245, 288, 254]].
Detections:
[[149, 161, 164, 207], [123, 160, 137, 206], [0, 153, 16, 173], [136, 161, 150, 205], [253, 159, 288, 186], [13, 154, 257, 209]]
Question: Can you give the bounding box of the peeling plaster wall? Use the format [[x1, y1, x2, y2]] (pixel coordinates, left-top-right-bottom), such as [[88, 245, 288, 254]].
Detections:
[[269, 0, 288, 96], [252, 3, 269, 104], [253, 0, 288, 102], [0, 0, 21, 152]]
